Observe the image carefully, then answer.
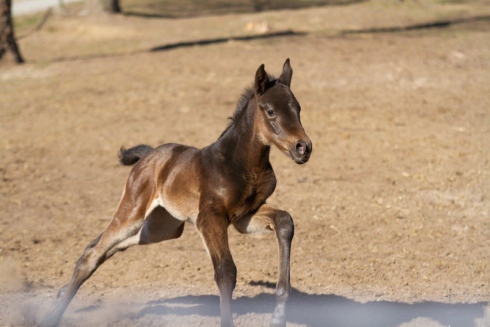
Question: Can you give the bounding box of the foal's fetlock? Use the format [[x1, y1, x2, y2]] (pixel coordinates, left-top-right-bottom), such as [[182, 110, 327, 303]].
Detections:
[[214, 259, 237, 288], [275, 284, 289, 301], [56, 284, 69, 299]]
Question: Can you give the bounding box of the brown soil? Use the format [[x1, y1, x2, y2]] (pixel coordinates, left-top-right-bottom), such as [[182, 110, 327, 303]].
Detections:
[[1, 1, 489, 326]]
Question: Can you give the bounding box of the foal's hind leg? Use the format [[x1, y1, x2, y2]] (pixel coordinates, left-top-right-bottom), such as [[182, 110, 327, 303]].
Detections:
[[41, 191, 153, 327], [234, 204, 294, 327]]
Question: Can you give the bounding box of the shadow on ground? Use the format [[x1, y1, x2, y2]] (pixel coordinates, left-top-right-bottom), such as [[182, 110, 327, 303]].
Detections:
[[122, 0, 366, 19], [124, 282, 487, 327]]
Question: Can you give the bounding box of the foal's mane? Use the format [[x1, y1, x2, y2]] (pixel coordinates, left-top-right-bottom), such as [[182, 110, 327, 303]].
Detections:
[[218, 74, 278, 139]]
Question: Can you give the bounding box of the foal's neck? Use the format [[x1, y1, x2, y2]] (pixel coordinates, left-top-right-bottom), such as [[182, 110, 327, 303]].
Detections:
[[217, 96, 270, 170]]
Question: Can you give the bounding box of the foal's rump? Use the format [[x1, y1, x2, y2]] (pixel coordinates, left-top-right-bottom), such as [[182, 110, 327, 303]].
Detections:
[[110, 143, 201, 248], [121, 143, 202, 224]]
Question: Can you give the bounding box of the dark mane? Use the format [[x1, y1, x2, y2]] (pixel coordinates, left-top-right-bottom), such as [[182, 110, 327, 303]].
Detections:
[[218, 74, 278, 139]]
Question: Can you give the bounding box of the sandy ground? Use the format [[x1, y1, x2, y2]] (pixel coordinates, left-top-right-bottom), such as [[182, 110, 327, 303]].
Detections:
[[1, 1, 490, 326]]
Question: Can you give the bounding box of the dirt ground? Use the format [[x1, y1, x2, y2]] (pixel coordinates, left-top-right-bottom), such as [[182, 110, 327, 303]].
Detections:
[[1, 1, 489, 326]]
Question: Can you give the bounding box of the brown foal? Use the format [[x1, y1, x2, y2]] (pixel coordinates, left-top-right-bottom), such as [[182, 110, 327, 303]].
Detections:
[[42, 59, 312, 327]]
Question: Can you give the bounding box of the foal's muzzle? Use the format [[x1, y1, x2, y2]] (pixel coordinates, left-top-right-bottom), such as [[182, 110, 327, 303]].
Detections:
[[291, 139, 312, 164]]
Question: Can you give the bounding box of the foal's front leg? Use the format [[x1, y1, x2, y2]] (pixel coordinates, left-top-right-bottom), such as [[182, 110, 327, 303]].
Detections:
[[196, 213, 236, 327], [234, 204, 294, 327]]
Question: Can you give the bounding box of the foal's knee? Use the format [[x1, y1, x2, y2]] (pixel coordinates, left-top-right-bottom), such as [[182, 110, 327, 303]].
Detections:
[[214, 258, 237, 290], [274, 211, 294, 242], [73, 240, 106, 281]]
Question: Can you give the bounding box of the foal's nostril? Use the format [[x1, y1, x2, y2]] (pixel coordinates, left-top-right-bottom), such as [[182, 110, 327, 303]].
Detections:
[[296, 141, 306, 157]]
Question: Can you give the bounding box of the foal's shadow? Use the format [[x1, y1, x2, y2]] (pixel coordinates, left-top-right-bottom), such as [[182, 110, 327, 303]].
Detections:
[[128, 281, 487, 327]]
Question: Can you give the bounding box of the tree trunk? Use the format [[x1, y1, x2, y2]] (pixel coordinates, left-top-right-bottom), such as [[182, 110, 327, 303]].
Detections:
[[85, 0, 121, 14], [0, 0, 24, 63], [103, 0, 121, 13]]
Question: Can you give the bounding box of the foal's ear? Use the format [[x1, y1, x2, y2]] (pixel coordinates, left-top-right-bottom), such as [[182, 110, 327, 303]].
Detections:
[[278, 58, 293, 87], [255, 64, 270, 95]]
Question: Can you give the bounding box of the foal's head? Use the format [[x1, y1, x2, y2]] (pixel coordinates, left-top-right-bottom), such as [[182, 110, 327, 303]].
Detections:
[[254, 59, 312, 164]]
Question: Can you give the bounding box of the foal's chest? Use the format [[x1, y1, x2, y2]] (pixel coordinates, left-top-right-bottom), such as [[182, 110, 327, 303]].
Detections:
[[228, 169, 276, 221]]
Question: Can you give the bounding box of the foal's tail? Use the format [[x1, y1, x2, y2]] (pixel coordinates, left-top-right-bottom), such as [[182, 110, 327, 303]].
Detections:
[[118, 144, 154, 166]]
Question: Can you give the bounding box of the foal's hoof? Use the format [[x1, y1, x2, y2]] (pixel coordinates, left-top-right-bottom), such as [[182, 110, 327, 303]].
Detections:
[[270, 317, 286, 327], [40, 316, 60, 327]]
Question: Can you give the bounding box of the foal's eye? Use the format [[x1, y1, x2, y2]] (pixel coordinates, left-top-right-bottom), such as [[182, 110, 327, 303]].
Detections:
[[266, 109, 275, 117]]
